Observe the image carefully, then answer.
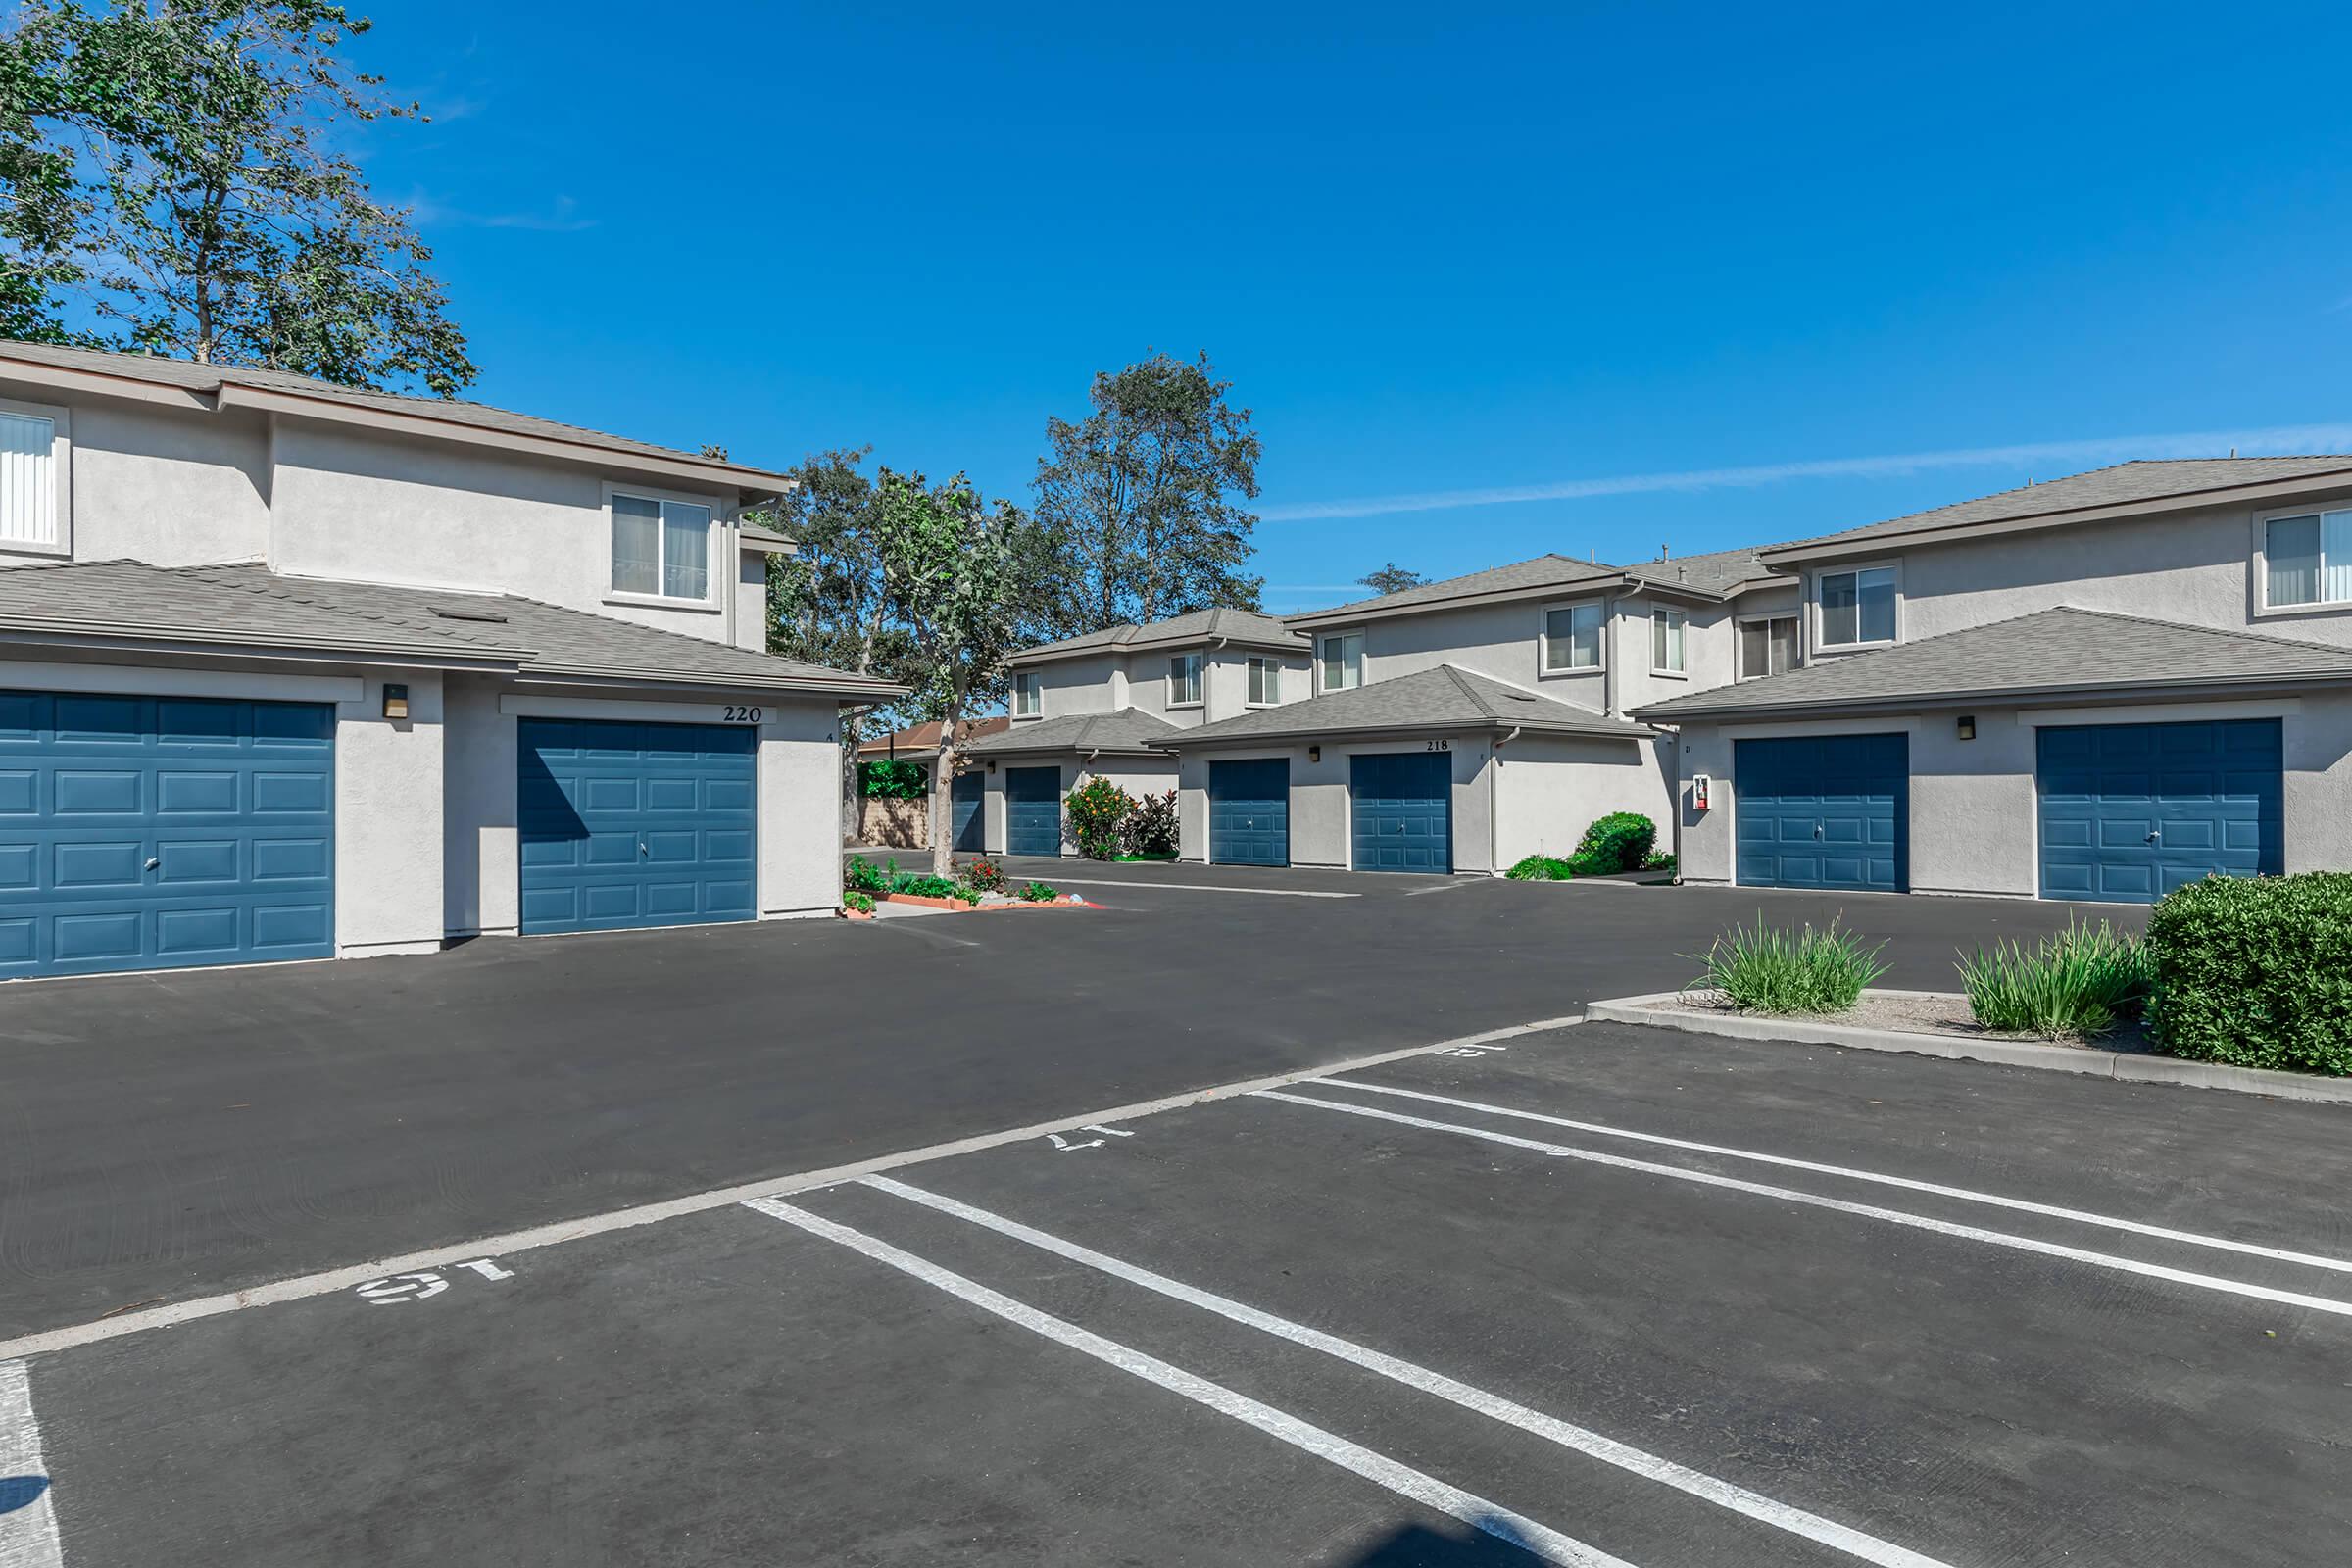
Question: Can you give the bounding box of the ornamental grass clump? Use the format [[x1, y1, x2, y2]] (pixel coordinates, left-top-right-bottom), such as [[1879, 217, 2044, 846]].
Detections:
[[1506, 853, 1578, 881], [1690, 918, 1887, 1015], [1957, 920, 2151, 1039]]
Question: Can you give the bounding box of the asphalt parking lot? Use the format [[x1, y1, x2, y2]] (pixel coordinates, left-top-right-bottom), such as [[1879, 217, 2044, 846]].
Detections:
[[7, 1015, 2347, 1566]]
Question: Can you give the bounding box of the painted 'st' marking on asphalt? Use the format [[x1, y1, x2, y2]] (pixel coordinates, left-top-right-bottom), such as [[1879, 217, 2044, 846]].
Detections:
[[1308, 1077, 2352, 1277], [1252, 1090, 2352, 1321], [742, 1197, 1634, 1568], [0, 1359, 65, 1568], [859, 1175, 1956, 1568]]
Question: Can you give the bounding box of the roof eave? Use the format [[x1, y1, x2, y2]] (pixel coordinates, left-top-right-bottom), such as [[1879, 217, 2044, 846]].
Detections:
[[518, 662, 908, 700], [1147, 715, 1648, 750], [0, 622, 528, 670], [1283, 572, 1633, 629], [1632, 668, 2352, 724], [1761, 468, 2352, 566]]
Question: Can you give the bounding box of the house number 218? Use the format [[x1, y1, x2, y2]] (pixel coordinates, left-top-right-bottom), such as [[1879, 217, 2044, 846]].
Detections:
[[722, 706, 763, 723]]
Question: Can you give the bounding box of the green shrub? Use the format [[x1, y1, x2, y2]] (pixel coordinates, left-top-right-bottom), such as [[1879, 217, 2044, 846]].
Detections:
[[1017, 880, 1060, 903], [1958, 921, 2151, 1038], [889, 871, 974, 903], [844, 854, 889, 894], [2146, 873, 2352, 1075], [1643, 851, 1677, 874], [858, 759, 929, 799], [1690, 918, 1887, 1014], [1064, 777, 1137, 859], [963, 857, 1006, 892], [842, 889, 875, 914], [1575, 812, 1657, 874], [1122, 789, 1179, 858], [1506, 854, 1578, 881]]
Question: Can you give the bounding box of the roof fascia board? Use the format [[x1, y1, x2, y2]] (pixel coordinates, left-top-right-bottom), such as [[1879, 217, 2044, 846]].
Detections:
[[1284, 572, 1635, 629], [515, 663, 907, 700], [215, 383, 794, 497], [0, 357, 217, 412], [1762, 470, 2352, 565], [0, 625, 523, 671], [1147, 716, 1646, 750], [1632, 669, 2352, 725]]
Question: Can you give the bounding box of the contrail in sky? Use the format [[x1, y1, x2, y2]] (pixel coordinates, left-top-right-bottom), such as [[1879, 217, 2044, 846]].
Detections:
[[1257, 424, 2352, 523]]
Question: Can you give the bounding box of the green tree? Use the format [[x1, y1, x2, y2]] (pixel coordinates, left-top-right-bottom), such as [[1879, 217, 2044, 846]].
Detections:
[[1032, 350, 1262, 635], [2, 0, 471, 394], [872, 467, 1027, 875], [1358, 563, 1427, 596], [0, 24, 88, 344]]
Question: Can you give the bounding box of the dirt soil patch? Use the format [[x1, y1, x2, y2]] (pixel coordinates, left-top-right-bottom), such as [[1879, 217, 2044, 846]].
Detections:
[[1650, 988, 2155, 1054]]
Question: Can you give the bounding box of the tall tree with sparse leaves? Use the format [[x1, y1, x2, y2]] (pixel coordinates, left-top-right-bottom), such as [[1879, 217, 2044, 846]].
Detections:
[[1, 0, 472, 394], [1358, 563, 1427, 596], [872, 468, 1025, 875], [1032, 350, 1262, 636]]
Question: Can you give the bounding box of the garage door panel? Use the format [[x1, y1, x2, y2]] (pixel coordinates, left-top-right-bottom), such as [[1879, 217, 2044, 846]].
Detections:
[[56, 911, 143, 961], [53, 695, 142, 742], [253, 838, 329, 881], [1209, 760, 1289, 866], [157, 906, 239, 956], [952, 772, 984, 852], [157, 839, 238, 884], [1004, 767, 1062, 857], [2036, 719, 2280, 904], [517, 717, 758, 935], [1350, 752, 1451, 874], [1734, 734, 1907, 893]]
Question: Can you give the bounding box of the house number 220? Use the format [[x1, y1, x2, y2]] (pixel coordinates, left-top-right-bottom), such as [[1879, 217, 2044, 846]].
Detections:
[[722, 706, 763, 723]]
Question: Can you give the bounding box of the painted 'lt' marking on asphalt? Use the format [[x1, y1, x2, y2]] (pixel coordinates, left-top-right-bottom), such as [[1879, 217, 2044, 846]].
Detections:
[[354, 1257, 514, 1303]]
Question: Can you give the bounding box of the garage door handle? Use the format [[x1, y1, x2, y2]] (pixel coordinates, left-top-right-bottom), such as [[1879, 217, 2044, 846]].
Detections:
[[1813, 821, 1824, 839], [2145, 830, 2161, 844], [638, 840, 649, 856], [144, 857, 159, 871]]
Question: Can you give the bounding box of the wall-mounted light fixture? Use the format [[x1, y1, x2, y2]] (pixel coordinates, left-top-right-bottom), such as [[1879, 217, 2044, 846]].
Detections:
[[1956, 714, 1976, 741], [987, 760, 998, 773], [381, 683, 410, 720], [1307, 744, 1321, 763]]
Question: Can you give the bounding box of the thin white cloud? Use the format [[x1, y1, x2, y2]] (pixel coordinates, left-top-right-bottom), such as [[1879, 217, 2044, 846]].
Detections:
[[1258, 424, 2352, 523], [405, 189, 596, 233]]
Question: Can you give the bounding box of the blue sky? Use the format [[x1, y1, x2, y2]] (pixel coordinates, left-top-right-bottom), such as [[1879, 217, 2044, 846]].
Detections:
[[356, 1, 2352, 613]]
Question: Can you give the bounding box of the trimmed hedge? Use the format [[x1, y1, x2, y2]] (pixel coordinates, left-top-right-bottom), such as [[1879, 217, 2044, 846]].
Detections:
[[1575, 812, 1657, 874], [858, 759, 929, 799], [2147, 873, 2352, 1076]]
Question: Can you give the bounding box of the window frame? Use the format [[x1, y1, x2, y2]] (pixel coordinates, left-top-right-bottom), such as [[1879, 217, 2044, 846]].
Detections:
[[604, 481, 721, 610], [1319, 630, 1365, 692], [1538, 599, 1606, 677], [1649, 605, 1689, 677], [1167, 651, 1204, 709], [1736, 614, 1800, 681], [1012, 670, 1043, 718], [0, 396, 72, 558], [1246, 655, 1280, 707], [1812, 561, 1900, 650], [2254, 503, 2352, 617]]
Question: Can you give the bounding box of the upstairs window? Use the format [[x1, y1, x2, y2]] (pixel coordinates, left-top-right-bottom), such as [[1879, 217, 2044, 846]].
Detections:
[[1542, 603, 1603, 672], [1247, 656, 1279, 706], [0, 408, 62, 552], [1013, 671, 1042, 717], [2265, 511, 2352, 608], [612, 493, 711, 600], [1739, 616, 1799, 679], [1819, 566, 1896, 647], [1169, 652, 1203, 707], [1320, 631, 1363, 691], [1651, 607, 1687, 673]]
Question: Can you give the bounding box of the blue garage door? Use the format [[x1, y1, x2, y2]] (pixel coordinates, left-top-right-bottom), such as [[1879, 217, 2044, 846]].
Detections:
[[1735, 734, 1907, 892], [518, 718, 756, 935], [1351, 751, 1451, 873], [0, 690, 335, 979], [951, 771, 984, 852], [1208, 759, 1290, 866], [1004, 765, 1062, 857], [2037, 719, 2281, 904]]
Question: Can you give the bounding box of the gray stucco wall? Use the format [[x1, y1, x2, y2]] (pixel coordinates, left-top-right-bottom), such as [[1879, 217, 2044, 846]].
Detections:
[[1671, 692, 2352, 899], [1493, 732, 1675, 866], [0, 387, 272, 569]]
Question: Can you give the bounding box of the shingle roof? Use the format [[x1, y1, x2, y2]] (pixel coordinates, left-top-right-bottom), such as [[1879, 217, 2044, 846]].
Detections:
[[1619, 544, 1778, 597], [963, 707, 1183, 756], [0, 559, 902, 696], [1008, 607, 1305, 664], [1149, 664, 1651, 748], [1632, 607, 2352, 721], [1288, 555, 1622, 623], [1763, 458, 2352, 560], [0, 338, 793, 486]]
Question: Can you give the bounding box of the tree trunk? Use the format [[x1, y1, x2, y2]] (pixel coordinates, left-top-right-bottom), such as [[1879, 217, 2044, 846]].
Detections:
[[929, 702, 958, 877]]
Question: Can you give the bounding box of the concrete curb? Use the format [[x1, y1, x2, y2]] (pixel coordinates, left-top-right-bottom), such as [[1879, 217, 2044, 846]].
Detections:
[[1587, 990, 2352, 1106]]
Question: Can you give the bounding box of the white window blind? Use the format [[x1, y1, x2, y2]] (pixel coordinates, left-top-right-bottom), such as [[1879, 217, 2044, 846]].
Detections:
[[0, 412, 58, 549], [612, 493, 712, 600]]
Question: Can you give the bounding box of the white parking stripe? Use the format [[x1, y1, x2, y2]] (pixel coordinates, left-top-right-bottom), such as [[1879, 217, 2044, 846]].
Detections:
[[0, 1361, 65, 1568], [1046, 877, 1358, 899], [1312, 1077, 2352, 1277], [1252, 1091, 2352, 1321], [742, 1198, 1632, 1568], [862, 1176, 1954, 1568]]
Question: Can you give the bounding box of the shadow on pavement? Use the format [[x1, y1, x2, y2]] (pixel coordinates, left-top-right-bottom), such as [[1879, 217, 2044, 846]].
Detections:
[[1339, 1518, 1550, 1565]]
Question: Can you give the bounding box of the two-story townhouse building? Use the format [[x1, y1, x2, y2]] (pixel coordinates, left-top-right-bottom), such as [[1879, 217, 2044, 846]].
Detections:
[[0, 338, 900, 980], [1150, 547, 1786, 874], [1635, 458, 2352, 903], [963, 608, 1310, 856]]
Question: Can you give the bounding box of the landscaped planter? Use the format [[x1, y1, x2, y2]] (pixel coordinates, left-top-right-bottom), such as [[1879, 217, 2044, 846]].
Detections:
[[863, 891, 1093, 913], [876, 892, 975, 912], [1589, 987, 2352, 1105]]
